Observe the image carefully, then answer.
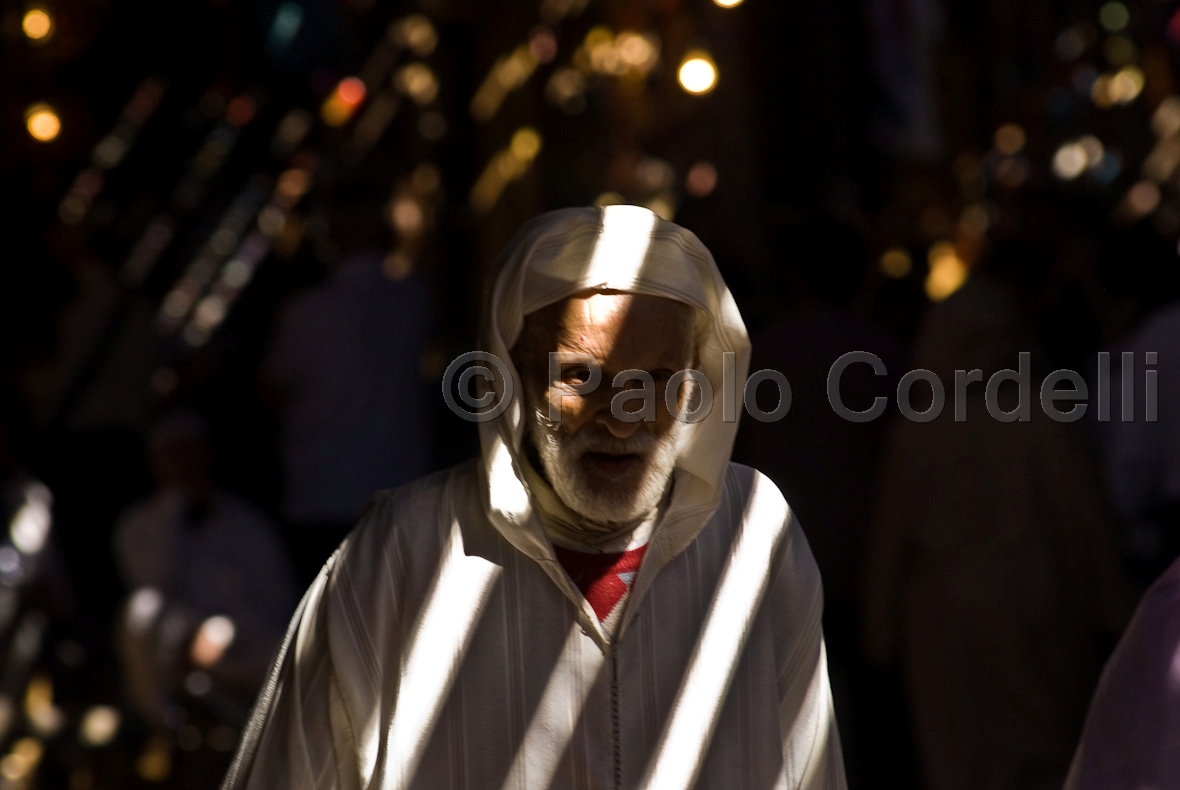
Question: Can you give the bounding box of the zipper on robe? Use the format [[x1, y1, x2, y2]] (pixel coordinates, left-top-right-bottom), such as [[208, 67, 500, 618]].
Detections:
[[611, 646, 621, 790]]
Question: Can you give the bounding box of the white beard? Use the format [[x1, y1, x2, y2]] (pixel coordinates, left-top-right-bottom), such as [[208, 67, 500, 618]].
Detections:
[[528, 409, 686, 526]]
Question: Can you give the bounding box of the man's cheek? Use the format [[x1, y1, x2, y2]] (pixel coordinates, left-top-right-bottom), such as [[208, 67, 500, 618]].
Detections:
[[544, 388, 579, 426]]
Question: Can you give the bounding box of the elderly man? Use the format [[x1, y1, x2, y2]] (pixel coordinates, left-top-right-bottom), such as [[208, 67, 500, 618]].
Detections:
[[223, 206, 846, 789]]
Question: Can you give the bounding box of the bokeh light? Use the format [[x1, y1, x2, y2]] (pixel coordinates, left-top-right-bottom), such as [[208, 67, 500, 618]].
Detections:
[[396, 63, 439, 105], [993, 123, 1025, 156], [1053, 142, 1088, 179], [0, 738, 43, 782], [321, 77, 367, 126], [9, 491, 50, 556], [925, 241, 968, 301], [136, 736, 171, 782], [79, 707, 120, 748], [190, 615, 236, 668], [21, 8, 52, 40], [24, 104, 60, 142], [1109, 65, 1145, 103], [1099, 2, 1130, 33], [1153, 96, 1180, 137], [714, 0, 744, 6], [685, 161, 718, 197], [510, 127, 542, 160], [390, 196, 424, 235], [396, 14, 438, 57], [678, 52, 717, 95], [1126, 180, 1161, 216], [880, 248, 913, 279]]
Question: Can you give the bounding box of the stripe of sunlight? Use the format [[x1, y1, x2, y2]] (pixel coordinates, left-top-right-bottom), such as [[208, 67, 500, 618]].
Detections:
[[499, 622, 606, 790], [488, 432, 531, 519], [781, 638, 836, 789], [638, 475, 786, 790], [582, 204, 657, 288], [381, 517, 502, 789]]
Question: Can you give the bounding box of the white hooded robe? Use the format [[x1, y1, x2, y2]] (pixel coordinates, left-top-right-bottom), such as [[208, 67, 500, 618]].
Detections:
[[222, 206, 846, 790]]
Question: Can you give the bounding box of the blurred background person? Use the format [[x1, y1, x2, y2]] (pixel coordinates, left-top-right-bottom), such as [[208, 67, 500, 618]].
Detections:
[[261, 176, 433, 585], [113, 412, 297, 787], [861, 251, 1133, 790], [1091, 224, 1180, 587]]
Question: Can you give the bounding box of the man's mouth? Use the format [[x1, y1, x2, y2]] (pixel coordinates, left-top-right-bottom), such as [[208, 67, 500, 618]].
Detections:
[[581, 451, 643, 476]]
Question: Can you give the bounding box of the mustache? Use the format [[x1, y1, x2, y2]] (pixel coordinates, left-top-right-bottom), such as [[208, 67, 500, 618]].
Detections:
[[532, 410, 659, 456], [574, 431, 657, 456]]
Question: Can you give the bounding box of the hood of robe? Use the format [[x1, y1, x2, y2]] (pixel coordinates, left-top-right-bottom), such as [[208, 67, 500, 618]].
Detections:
[[475, 205, 751, 571]]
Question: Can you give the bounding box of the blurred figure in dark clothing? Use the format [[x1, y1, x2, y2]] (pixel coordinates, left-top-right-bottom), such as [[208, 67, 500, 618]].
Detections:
[[1096, 302, 1180, 587], [862, 269, 1132, 790], [261, 178, 432, 585], [113, 412, 297, 786], [1092, 224, 1180, 586], [733, 215, 909, 786]]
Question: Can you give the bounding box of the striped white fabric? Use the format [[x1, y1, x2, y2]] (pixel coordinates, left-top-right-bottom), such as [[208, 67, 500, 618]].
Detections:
[[223, 461, 845, 790]]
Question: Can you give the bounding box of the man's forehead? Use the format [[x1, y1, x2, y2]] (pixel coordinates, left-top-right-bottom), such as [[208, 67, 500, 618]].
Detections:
[[541, 291, 693, 335]]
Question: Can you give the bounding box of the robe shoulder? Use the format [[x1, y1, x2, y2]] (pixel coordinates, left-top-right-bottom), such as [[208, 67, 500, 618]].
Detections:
[[324, 459, 484, 595], [723, 461, 813, 567], [724, 461, 789, 513], [724, 460, 825, 619]]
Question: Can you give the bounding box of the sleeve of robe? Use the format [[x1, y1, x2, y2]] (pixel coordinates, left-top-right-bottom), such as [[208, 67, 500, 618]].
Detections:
[[772, 502, 849, 790], [221, 496, 400, 790]]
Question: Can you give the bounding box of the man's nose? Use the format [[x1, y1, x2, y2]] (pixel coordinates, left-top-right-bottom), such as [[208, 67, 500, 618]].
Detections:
[[595, 404, 642, 439]]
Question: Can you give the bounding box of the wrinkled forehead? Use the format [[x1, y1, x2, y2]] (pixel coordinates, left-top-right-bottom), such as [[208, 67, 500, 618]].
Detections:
[[520, 290, 703, 353]]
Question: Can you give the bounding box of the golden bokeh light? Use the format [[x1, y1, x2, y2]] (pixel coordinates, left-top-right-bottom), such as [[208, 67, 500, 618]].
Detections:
[[510, 127, 542, 160], [25, 104, 60, 142], [678, 52, 717, 95], [321, 77, 366, 126], [714, 0, 744, 6], [1109, 65, 1145, 103], [136, 737, 172, 782], [395, 63, 439, 105], [22, 8, 52, 40], [993, 123, 1025, 156], [396, 14, 438, 57], [925, 242, 968, 301], [469, 128, 544, 213], [880, 248, 912, 279]]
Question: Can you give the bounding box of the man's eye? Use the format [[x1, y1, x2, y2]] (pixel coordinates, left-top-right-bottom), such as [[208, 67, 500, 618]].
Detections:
[[562, 364, 591, 384]]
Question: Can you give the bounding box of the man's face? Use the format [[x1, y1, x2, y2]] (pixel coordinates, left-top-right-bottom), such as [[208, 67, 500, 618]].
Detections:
[[517, 292, 698, 525]]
